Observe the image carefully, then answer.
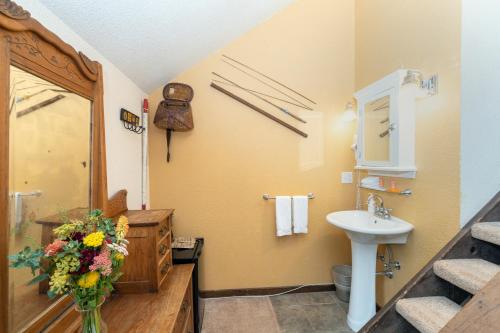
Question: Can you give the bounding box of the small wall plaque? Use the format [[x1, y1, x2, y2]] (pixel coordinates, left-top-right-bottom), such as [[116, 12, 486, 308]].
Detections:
[[120, 108, 144, 134]]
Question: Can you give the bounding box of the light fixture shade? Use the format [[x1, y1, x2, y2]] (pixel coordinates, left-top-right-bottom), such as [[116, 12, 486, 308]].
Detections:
[[341, 102, 357, 122], [402, 70, 422, 86]]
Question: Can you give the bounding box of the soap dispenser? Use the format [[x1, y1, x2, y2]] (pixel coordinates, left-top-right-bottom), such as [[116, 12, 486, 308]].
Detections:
[[367, 193, 376, 215]]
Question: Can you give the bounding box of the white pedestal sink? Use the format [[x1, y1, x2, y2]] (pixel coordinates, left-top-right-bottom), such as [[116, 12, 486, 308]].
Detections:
[[326, 210, 414, 332]]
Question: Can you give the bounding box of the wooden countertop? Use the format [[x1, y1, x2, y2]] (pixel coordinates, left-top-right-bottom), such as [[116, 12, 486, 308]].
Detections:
[[34, 208, 174, 227], [121, 209, 174, 227], [102, 264, 194, 332]]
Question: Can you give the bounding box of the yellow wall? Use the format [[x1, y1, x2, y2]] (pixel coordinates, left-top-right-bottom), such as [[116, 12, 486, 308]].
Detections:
[[355, 0, 461, 304], [149, 0, 356, 290]]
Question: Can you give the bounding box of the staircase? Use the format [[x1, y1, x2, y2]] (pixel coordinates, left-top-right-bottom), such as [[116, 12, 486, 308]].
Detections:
[[360, 192, 500, 333]]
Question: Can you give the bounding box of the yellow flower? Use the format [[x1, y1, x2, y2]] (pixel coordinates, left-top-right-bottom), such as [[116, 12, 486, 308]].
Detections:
[[114, 253, 125, 261], [83, 231, 105, 247], [49, 269, 70, 294], [116, 216, 129, 240], [53, 219, 83, 239], [56, 255, 80, 273], [77, 271, 100, 288]]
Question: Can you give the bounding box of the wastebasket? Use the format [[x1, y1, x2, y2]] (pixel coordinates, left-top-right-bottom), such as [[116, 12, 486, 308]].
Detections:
[[332, 265, 351, 302]]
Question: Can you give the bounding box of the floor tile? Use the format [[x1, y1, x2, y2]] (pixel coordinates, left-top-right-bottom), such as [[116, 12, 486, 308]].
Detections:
[[272, 304, 314, 333], [302, 303, 352, 332], [270, 291, 335, 307], [201, 292, 354, 333], [202, 297, 280, 333]]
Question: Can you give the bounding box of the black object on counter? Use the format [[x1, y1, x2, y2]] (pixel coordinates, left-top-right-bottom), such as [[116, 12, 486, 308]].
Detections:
[[173, 238, 204, 333]]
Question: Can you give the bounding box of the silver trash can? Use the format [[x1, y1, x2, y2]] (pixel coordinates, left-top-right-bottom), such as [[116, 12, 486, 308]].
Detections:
[[332, 265, 351, 302]]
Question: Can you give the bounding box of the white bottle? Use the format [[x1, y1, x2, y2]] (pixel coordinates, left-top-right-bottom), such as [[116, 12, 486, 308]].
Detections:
[[367, 193, 375, 215]]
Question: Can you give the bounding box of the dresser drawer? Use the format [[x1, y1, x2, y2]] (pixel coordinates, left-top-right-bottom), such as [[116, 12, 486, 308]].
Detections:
[[157, 215, 171, 240], [158, 250, 173, 286], [157, 232, 172, 258], [173, 280, 193, 333], [183, 307, 194, 333]]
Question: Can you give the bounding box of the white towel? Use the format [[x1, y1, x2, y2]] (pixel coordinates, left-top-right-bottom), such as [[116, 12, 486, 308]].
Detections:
[[275, 196, 292, 236], [292, 196, 308, 234]]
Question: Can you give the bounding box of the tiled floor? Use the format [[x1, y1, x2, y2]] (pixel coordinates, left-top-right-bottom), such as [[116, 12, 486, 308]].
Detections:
[[270, 292, 353, 333], [202, 291, 353, 333]]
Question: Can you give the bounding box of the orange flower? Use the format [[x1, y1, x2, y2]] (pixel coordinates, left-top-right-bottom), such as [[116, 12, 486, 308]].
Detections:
[[44, 239, 67, 256]]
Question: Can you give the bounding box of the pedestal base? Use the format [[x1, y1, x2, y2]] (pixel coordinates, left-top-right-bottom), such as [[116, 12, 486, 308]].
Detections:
[[347, 241, 377, 332]]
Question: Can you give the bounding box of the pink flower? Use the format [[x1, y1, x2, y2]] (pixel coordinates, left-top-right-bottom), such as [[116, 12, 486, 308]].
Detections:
[[44, 239, 67, 256], [89, 246, 112, 276]]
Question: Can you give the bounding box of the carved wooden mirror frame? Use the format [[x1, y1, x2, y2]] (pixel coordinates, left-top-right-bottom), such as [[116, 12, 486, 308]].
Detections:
[[0, 1, 108, 331]]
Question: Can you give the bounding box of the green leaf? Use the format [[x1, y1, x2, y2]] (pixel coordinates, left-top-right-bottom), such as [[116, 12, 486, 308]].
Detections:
[[28, 273, 49, 285], [47, 290, 57, 299], [8, 246, 44, 276]]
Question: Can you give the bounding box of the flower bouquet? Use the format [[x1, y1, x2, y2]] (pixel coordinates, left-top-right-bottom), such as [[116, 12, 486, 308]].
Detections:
[[9, 210, 129, 333]]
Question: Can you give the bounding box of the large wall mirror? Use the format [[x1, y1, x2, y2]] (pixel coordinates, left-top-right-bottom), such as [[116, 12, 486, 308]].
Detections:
[[8, 66, 92, 331], [363, 94, 391, 162], [0, 1, 108, 331]]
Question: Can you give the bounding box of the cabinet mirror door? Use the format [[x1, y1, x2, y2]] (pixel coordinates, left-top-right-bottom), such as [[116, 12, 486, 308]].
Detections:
[[8, 66, 91, 332], [363, 94, 391, 163]]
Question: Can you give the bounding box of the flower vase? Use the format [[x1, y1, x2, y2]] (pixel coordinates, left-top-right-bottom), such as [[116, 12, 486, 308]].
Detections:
[[78, 303, 107, 333]]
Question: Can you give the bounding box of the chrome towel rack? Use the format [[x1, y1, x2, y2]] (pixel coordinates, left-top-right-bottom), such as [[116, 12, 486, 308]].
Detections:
[[263, 193, 315, 200]]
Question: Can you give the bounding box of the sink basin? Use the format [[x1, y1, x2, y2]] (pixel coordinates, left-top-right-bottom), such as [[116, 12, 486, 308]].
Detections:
[[326, 210, 414, 332], [326, 210, 414, 244]]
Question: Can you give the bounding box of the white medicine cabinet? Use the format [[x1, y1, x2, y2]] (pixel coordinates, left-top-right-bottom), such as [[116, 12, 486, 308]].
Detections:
[[354, 70, 418, 178]]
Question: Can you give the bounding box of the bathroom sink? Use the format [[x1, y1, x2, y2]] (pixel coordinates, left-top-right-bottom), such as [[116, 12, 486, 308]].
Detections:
[[326, 210, 414, 332], [326, 210, 414, 244]]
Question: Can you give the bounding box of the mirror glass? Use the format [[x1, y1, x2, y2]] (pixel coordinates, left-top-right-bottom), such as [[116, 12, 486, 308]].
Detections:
[[8, 66, 91, 331], [363, 95, 390, 162]]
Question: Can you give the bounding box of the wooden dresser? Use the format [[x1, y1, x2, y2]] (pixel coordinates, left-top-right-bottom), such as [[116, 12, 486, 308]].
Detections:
[[102, 264, 195, 333], [115, 209, 174, 293]]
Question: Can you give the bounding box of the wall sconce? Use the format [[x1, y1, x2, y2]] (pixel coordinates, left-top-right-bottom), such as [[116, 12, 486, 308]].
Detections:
[[402, 70, 438, 96], [341, 101, 357, 123]]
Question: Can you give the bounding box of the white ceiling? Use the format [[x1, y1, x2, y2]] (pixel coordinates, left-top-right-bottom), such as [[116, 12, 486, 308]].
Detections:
[[39, 0, 294, 92]]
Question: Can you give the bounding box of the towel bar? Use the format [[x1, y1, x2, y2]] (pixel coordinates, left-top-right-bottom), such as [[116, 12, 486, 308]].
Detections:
[[263, 193, 315, 200]]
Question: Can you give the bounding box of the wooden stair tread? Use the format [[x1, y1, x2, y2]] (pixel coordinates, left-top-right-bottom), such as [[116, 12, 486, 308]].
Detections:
[[472, 222, 500, 246], [395, 296, 461, 333], [433, 259, 500, 294]]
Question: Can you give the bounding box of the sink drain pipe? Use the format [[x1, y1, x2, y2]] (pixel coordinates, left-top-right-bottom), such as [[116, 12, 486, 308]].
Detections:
[[376, 245, 401, 279]]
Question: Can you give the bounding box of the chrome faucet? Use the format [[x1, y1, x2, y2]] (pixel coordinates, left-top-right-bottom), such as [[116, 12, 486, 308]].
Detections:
[[368, 193, 392, 220]]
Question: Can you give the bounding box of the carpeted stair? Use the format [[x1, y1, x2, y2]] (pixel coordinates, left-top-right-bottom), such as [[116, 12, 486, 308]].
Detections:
[[395, 222, 500, 333], [395, 297, 461, 333], [472, 221, 500, 246]]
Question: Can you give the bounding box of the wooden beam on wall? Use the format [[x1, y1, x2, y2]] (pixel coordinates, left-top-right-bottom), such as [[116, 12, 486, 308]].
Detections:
[[16, 94, 65, 117]]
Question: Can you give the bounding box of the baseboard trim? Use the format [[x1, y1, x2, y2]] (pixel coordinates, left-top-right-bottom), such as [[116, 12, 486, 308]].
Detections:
[[200, 283, 335, 298]]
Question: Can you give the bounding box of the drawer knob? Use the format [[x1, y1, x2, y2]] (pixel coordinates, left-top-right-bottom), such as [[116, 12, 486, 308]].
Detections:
[[181, 300, 189, 312], [161, 262, 170, 274], [159, 244, 167, 256]]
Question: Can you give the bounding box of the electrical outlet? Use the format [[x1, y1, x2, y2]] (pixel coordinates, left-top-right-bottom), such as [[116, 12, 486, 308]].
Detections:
[[341, 172, 353, 184]]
